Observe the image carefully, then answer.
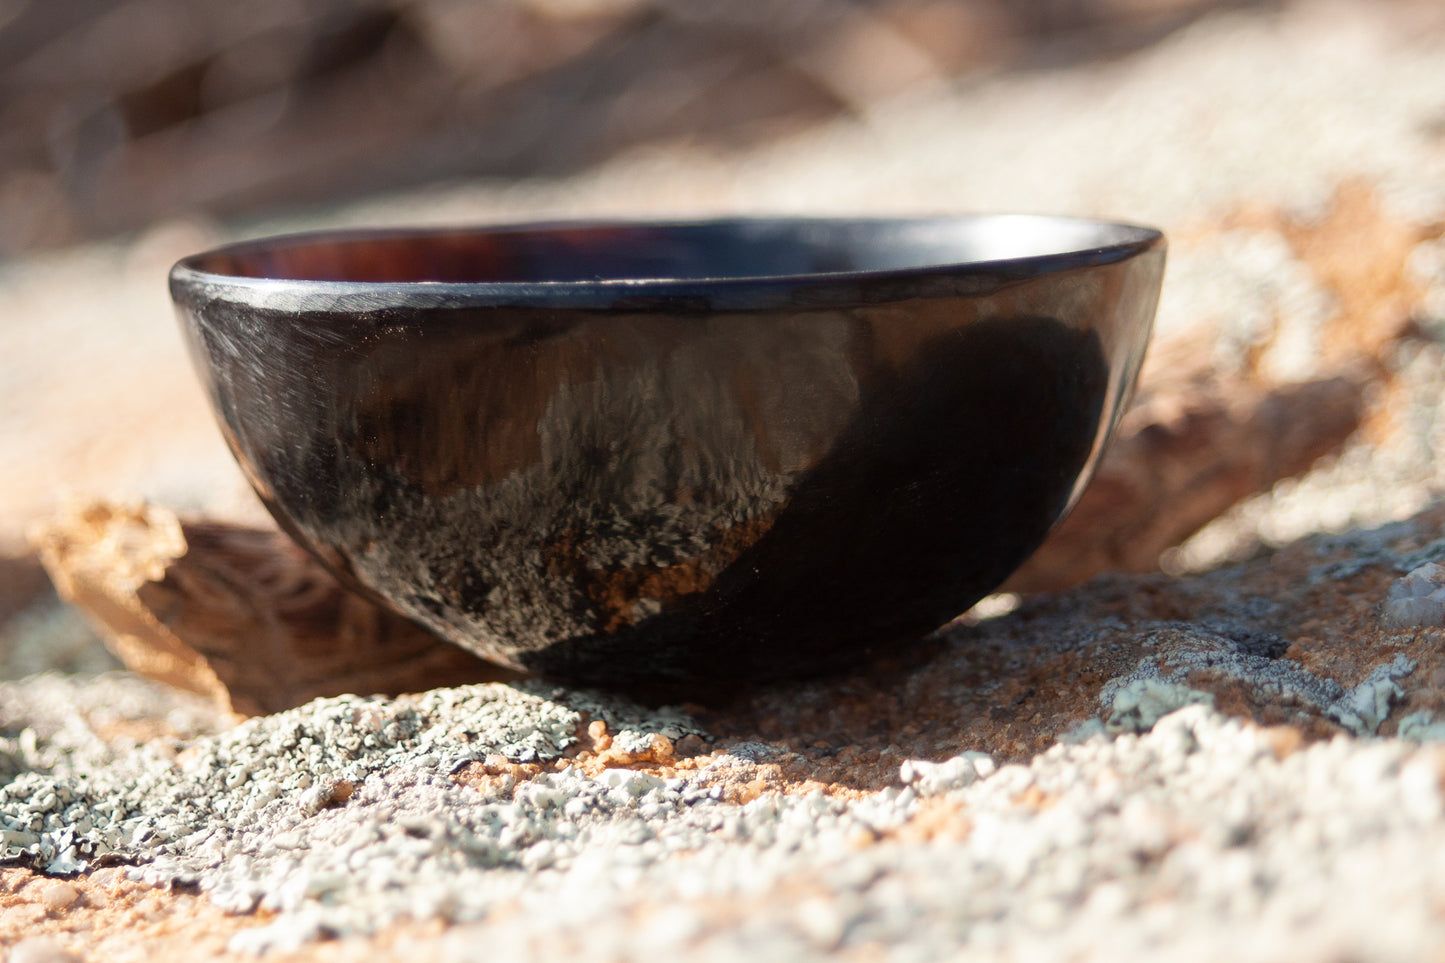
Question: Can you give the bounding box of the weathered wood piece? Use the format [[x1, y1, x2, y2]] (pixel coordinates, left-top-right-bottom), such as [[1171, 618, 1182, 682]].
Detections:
[[1008, 180, 1435, 593], [1004, 362, 1367, 593], [34, 500, 512, 717]]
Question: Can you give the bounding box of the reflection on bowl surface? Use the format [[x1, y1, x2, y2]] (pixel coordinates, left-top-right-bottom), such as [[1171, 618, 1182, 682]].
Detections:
[[171, 217, 1165, 689]]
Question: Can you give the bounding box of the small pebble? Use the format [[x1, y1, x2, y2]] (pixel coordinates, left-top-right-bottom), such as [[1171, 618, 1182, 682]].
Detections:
[[37, 880, 80, 913], [85, 867, 123, 891], [899, 753, 996, 796], [7, 938, 83, 963]]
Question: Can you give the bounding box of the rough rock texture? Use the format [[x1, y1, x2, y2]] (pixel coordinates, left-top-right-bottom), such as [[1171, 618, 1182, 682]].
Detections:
[[5, 1, 1445, 959], [10, 507, 1445, 959]]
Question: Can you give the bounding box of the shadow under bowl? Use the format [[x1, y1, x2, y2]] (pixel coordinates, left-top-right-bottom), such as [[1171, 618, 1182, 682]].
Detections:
[[170, 216, 1165, 690]]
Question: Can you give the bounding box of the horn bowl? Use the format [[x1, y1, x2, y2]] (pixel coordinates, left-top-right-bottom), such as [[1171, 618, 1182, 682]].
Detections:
[[170, 216, 1165, 690]]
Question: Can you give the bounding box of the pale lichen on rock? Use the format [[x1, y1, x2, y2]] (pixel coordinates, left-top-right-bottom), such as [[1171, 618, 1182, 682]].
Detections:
[[1396, 711, 1445, 742], [1094, 628, 1415, 737], [1104, 678, 1216, 735]]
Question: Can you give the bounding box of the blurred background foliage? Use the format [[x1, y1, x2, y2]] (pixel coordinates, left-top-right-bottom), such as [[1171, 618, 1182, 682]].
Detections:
[[0, 0, 1292, 257]]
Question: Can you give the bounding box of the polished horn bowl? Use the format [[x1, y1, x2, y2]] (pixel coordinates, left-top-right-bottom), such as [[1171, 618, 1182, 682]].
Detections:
[[170, 217, 1165, 689]]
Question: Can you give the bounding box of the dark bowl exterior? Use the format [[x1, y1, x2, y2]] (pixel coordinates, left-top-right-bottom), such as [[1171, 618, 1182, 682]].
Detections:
[[170, 217, 1164, 687]]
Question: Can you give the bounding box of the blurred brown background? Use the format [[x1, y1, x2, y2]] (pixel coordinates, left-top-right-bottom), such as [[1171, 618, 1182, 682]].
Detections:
[[1, 0, 1443, 533], [0, 0, 1305, 257]]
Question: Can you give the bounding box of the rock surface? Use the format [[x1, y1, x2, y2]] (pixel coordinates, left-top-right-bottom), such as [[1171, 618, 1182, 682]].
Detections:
[[8, 507, 1445, 959], [5, 2, 1445, 960]]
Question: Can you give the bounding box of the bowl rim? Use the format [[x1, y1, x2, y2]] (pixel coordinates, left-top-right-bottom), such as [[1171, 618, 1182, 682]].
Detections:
[[170, 214, 1165, 314]]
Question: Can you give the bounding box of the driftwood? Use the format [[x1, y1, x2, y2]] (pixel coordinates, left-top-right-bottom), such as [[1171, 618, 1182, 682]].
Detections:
[[1007, 180, 1431, 592], [34, 500, 512, 717], [1003, 361, 1367, 592], [0, 551, 52, 629]]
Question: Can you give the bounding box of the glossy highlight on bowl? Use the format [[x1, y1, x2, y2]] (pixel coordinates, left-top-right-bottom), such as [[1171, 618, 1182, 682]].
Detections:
[[170, 217, 1165, 689]]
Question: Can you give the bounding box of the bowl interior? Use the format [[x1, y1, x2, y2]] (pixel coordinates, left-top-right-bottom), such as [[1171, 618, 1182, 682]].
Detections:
[[183, 217, 1154, 286]]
